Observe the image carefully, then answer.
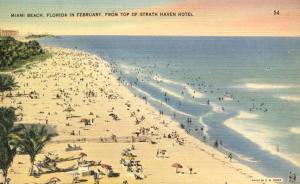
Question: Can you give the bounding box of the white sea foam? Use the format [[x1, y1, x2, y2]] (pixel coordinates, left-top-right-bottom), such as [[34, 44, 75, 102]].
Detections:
[[185, 85, 204, 98], [123, 70, 130, 74], [236, 111, 258, 119], [210, 102, 227, 114], [119, 64, 134, 70], [198, 116, 209, 136], [148, 82, 184, 100], [277, 95, 300, 103], [223, 96, 233, 101], [132, 86, 193, 117], [224, 111, 300, 167], [290, 127, 300, 135], [221, 146, 258, 163], [241, 83, 297, 90], [152, 75, 204, 99], [118, 64, 134, 75], [119, 64, 138, 74], [152, 75, 182, 86]]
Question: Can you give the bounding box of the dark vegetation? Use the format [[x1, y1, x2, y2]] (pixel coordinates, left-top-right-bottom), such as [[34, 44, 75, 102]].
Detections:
[[0, 107, 53, 181], [0, 36, 48, 71], [25, 34, 57, 39]]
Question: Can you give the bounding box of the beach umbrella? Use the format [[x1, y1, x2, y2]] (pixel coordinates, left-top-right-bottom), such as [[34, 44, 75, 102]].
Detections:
[[101, 164, 112, 170], [79, 152, 87, 160], [101, 163, 112, 174], [172, 163, 183, 173], [171, 163, 183, 168], [64, 106, 75, 112], [79, 152, 87, 157], [49, 177, 61, 183], [64, 106, 75, 118], [80, 118, 89, 123]]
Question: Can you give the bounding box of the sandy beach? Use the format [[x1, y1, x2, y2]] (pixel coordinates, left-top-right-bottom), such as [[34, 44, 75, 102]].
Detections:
[[0, 47, 275, 184]]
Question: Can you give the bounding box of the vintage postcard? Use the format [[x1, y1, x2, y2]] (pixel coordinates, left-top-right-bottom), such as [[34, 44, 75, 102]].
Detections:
[[0, 0, 299, 184]]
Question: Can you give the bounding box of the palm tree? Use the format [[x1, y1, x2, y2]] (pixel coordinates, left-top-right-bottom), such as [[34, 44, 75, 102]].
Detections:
[[0, 107, 18, 184], [0, 107, 16, 130], [0, 141, 17, 184], [17, 124, 51, 175], [0, 74, 17, 101]]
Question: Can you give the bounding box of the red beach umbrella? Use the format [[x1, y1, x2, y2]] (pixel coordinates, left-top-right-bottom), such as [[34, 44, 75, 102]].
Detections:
[[79, 152, 87, 156], [80, 118, 89, 123], [49, 177, 61, 183], [101, 163, 112, 170], [171, 163, 183, 168], [172, 163, 183, 173], [79, 152, 87, 158]]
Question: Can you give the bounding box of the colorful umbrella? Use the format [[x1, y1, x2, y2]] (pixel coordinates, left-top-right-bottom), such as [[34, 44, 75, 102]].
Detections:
[[101, 164, 112, 170], [49, 177, 61, 183], [172, 163, 183, 173], [171, 163, 183, 168], [64, 106, 75, 112], [79, 152, 87, 157], [80, 118, 89, 123]]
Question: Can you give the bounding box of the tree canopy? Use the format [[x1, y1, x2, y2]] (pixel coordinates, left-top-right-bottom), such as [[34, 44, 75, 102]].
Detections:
[[0, 74, 17, 93], [0, 106, 17, 135], [0, 107, 17, 183], [0, 36, 44, 70], [17, 124, 52, 175]]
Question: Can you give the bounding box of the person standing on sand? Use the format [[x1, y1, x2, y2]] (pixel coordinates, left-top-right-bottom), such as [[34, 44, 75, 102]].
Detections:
[[293, 173, 296, 183], [189, 167, 193, 174], [214, 140, 219, 148], [289, 171, 292, 182], [228, 153, 232, 162], [93, 171, 98, 184]]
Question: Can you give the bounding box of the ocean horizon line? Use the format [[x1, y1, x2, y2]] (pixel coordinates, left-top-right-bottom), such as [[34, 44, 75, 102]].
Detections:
[[40, 34, 300, 38]]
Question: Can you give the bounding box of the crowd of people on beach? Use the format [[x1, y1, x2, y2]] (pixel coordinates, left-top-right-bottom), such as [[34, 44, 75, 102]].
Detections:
[[2, 46, 293, 184], [120, 146, 145, 180]]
